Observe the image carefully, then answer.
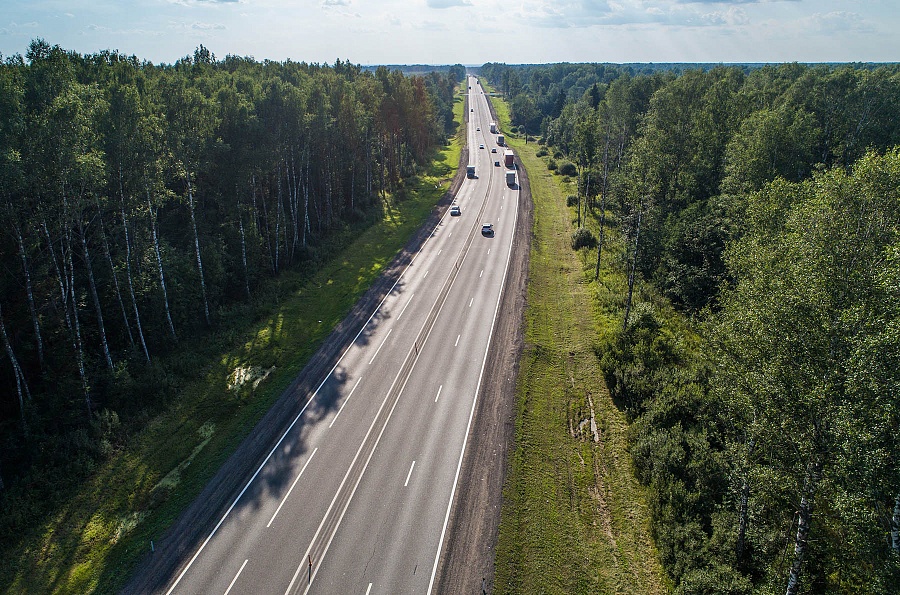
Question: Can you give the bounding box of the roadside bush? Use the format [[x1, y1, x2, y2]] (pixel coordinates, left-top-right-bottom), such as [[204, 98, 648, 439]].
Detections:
[[547, 159, 558, 171], [553, 150, 564, 159], [571, 227, 597, 250], [559, 161, 577, 176], [536, 148, 548, 157], [566, 194, 578, 207]]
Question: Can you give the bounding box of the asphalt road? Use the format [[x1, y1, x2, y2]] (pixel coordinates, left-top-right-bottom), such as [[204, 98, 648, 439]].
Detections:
[[144, 76, 522, 595]]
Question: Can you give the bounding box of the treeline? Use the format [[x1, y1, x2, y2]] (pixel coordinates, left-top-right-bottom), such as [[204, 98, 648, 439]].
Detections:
[[0, 41, 459, 492], [489, 62, 900, 593]]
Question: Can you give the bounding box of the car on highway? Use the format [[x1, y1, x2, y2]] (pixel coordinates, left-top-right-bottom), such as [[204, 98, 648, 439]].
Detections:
[[494, 161, 500, 166], [450, 205, 461, 216], [479, 143, 484, 149], [481, 223, 494, 236], [491, 147, 497, 153], [476, 127, 480, 131]]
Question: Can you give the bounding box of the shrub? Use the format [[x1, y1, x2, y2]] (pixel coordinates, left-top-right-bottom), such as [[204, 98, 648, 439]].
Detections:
[[566, 194, 578, 207], [559, 161, 577, 176], [571, 226, 597, 250], [547, 159, 558, 171], [553, 150, 564, 159], [536, 148, 548, 157]]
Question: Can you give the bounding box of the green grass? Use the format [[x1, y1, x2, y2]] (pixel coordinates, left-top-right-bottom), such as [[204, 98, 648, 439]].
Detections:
[[0, 88, 466, 595], [486, 82, 668, 594]]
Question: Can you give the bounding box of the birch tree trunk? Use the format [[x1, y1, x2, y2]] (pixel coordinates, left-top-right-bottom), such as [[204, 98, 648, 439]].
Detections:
[[237, 195, 251, 300], [65, 225, 92, 417], [785, 460, 821, 595], [147, 194, 177, 341], [14, 222, 44, 369], [185, 169, 211, 325], [120, 198, 150, 363], [95, 198, 134, 348], [736, 437, 756, 565], [0, 300, 30, 431], [41, 218, 72, 332], [892, 493, 900, 554], [78, 217, 113, 370]]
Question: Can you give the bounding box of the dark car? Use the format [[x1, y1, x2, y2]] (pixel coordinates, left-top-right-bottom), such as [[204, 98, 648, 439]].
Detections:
[[481, 223, 494, 236], [450, 205, 461, 216]]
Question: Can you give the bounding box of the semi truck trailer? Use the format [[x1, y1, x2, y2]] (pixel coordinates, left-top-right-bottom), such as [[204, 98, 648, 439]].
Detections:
[[504, 149, 514, 168]]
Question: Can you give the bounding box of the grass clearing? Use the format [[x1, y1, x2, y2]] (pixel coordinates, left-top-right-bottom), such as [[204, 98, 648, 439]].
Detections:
[[0, 88, 465, 595], [486, 83, 668, 594]]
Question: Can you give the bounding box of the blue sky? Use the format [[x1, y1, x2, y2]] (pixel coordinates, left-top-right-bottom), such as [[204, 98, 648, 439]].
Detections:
[[0, 0, 896, 65]]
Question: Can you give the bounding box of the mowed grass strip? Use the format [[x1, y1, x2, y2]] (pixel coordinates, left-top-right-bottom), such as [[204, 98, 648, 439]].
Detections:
[[1, 88, 466, 595], [487, 85, 668, 594]]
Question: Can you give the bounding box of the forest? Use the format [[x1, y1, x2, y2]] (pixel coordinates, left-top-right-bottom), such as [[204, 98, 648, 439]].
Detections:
[[0, 39, 461, 539], [481, 61, 900, 593]]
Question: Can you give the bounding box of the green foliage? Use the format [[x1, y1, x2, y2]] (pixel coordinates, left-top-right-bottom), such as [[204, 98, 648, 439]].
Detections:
[[547, 158, 557, 171], [570, 226, 597, 250], [558, 160, 577, 176]]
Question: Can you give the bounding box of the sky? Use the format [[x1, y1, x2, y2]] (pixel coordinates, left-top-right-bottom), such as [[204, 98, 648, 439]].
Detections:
[[0, 0, 897, 66]]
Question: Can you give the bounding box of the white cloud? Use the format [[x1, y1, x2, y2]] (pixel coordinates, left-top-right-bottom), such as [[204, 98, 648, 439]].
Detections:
[[426, 0, 472, 8], [804, 11, 873, 34], [192, 22, 227, 30], [0, 21, 39, 36]]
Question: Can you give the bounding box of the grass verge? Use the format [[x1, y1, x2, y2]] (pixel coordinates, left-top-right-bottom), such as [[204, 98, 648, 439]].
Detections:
[[0, 88, 466, 595], [486, 83, 668, 594]]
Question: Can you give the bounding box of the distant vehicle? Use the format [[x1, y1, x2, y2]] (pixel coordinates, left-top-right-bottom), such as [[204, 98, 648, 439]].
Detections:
[[468, 86, 471, 89], [506, 170, 516, 186], [504, 149, 514, 167], [450, 205, 461, 216], [476, 127, 480, 131], [491, 148, 497, 153], [497, 134, 505, 146], [481, 223, 494, 236], [490, 122, 498, 133], [466, 164, 475, 178], [494, 161, 500, 167], [479, 143, 484, 149], [471, 108, 474, 112]]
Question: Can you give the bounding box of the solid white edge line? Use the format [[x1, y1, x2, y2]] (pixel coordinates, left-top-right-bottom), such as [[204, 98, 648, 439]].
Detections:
[[223, 559, 248, 595], [435, 385, 443, 403], [165, 173, 458, 595], [329, 377, 364, 429], [368, 328, 393, 365], [426, 155, 521, 595], [404, 460, 416, 487], [267, 447, 319, 527], [397, 294, 414, 320]]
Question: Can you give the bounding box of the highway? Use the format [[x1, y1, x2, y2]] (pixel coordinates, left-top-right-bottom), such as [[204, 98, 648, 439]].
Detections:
[[161, 75, 519, 595]]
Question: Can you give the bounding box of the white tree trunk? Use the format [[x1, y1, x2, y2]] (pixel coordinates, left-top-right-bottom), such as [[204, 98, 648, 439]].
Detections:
[[120, 198, 150, 363], [0, 300, 30, 431], [95, 198, 134, 349], [237, 197, 251, 300], [786, 460, 821, 595], [185, 170, 210, 325], [14, 222, 44, 369], [147, 194, 177, 341], [78, 217, 113, 370], [65, 225, 92, 417], [41, 219, 72, 332], [891, 493, 900, 554]]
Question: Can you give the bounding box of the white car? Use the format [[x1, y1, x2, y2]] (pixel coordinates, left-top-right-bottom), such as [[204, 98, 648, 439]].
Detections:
[[479, 143, 484, 149], [476, 127, 480, 131]]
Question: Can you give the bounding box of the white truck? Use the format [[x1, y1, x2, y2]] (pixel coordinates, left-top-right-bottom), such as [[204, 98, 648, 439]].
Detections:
[[490, 122, 497, 133]]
